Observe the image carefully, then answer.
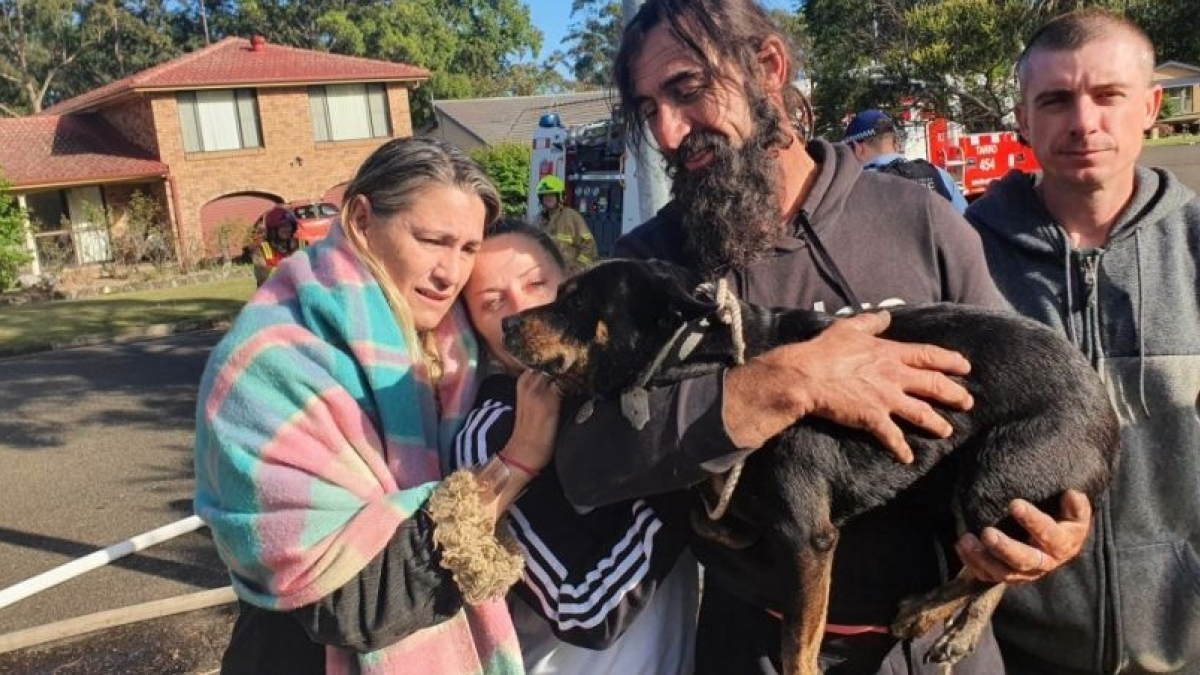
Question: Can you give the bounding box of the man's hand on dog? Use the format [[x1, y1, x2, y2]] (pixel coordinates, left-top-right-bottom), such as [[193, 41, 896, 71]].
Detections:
[[956, 490, 1093, 584], [723, 310, 973, 462]]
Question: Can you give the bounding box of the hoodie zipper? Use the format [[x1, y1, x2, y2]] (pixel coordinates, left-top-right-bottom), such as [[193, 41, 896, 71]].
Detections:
[[1076, 249, 1104, 366]]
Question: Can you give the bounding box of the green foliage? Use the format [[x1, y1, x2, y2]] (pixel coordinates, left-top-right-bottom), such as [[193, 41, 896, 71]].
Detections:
[[1158, 95, 1177, 120], [0, 0, 179, 114], [802, 0, 1169, 135], [470, 143, 532, 217], [556, 0, 622, 88], [0, 176, 32, 291], [109, 190, 176, 269]]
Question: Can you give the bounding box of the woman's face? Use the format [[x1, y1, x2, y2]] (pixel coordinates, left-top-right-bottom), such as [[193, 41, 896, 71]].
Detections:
[[356, 184, 486, 331], [464, 233, 565, 374]]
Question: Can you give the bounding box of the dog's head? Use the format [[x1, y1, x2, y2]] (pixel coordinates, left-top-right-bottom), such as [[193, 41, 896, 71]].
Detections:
[[502, 259, 717, 397]]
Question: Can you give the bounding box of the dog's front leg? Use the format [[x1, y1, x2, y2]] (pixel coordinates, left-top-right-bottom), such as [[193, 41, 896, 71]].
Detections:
[[780, 526, 838, 675]]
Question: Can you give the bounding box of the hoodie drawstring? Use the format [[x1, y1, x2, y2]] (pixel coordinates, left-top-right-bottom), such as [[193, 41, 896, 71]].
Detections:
[[1063, 243, 1080, 347], [1135, 230, 1150, 417]]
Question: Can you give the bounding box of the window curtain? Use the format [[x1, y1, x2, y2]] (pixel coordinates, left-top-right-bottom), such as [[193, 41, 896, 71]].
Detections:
[[196, 90, 243, 151]]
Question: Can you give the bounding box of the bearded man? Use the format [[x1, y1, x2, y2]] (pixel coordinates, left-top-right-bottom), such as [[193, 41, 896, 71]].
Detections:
[[553, 1, 1093, 673]]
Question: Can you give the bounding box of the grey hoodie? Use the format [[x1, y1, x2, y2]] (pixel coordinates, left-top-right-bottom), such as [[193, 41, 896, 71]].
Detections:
[[967, 167, 1200, 675]]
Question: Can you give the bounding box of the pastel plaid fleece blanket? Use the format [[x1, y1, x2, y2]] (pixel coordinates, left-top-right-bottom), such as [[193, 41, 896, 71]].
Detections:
[[194, 224, 522, 674]]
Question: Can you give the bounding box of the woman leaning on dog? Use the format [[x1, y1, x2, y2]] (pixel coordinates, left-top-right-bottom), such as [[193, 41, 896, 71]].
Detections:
[[194, 137, 559, 674], [452, 218, 699, 675]]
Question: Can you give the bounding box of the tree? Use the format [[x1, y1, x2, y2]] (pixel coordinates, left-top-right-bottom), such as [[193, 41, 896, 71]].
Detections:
[[0, 175, 31, 291], [903, 0, 1032, 129], [470, 143, 532, 218], [0, 0, 177, 115], [557, 0, 621, 89], [802, 0, 1154, 135]]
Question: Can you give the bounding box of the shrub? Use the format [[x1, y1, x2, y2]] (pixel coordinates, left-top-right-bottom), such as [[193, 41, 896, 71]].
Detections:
[[0, 176, 32, 292], [470, 143, 533, 217]]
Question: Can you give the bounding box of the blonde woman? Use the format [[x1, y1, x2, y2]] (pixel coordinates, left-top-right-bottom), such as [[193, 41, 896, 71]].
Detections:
[[195, 137, 559, 675]]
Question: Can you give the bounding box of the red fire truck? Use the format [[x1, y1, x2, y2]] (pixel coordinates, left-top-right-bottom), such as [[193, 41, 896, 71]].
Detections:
[[899, 116, 1040, 199]]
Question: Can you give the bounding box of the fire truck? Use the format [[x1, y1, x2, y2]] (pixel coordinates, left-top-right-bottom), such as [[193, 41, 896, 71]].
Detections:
[[528, 112, 645, 256], [898, 116, 1040, 199]]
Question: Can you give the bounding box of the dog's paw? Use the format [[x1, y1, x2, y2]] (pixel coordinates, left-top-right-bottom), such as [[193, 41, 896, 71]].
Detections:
[[923, 623, 977, 669]]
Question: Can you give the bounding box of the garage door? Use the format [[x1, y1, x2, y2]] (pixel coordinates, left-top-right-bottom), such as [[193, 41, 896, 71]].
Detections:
[[323, 182, 349, 208], [199, 192, 281, 259]]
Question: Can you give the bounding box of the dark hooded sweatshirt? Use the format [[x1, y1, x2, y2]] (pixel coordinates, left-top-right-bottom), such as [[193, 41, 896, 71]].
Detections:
[[556, 140, 1007, 673], [967, 167, 1200, 675]]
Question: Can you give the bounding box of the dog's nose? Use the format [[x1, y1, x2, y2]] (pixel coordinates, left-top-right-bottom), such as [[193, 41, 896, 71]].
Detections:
[[501, 315, 521, 337]]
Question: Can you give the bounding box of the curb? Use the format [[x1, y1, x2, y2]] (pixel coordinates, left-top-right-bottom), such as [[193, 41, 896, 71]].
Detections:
[[0, 316, 235, 359], [0, 586, 236, 655]]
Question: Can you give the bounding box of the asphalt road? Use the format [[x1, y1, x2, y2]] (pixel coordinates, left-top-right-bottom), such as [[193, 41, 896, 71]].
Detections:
[[1143, 142, 1200, 193], [0, 331, 229, 671]]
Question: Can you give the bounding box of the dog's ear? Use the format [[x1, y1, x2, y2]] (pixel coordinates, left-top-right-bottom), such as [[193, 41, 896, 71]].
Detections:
[[644, 260, 716, 321]]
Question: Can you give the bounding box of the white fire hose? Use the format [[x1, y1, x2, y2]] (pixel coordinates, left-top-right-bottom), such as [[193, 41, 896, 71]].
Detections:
[[0, 515, 206, 612]]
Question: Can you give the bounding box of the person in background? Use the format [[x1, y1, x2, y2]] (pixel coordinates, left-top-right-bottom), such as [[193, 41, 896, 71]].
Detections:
[[252, 208, 301, 287], [534, 175, 598, 272], [966, 9, 1200, 674], [195, 137, 549, 675], [843, 109, 970, 213], [455, 218, 698, 675]]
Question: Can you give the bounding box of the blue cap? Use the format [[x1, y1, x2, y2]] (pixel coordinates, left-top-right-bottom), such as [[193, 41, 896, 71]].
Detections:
[[843, 110, 893, 143], [539, 112, 563, 128]]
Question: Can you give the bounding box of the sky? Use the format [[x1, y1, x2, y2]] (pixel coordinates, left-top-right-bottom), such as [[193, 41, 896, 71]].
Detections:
[[523, 0, 797, 63]]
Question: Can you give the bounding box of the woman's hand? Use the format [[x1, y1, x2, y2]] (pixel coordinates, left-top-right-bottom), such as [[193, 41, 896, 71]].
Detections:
[[504, 370, 563, 476]]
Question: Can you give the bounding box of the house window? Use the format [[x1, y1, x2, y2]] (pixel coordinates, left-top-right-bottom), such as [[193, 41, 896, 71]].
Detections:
[[1165, 86, 1194, 116], [308, 83, 391, 142], [25, 186, 112, 266], [177, 89, 263, 152]]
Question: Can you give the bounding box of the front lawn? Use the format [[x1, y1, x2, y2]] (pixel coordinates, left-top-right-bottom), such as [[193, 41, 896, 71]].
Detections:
[[0, 277, 256, 353]]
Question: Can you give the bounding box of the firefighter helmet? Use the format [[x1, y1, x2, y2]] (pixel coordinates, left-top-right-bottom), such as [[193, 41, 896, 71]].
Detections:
[[536, 175, 565, 196]]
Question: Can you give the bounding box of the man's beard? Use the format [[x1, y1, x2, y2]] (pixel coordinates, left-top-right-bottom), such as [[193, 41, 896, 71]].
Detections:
[[667, 94, 789, 275]]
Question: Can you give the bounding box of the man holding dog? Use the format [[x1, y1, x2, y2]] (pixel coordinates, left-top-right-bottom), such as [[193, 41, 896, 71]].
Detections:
[[967, 10, 1200, 674], [552, 1, 1093, 673]]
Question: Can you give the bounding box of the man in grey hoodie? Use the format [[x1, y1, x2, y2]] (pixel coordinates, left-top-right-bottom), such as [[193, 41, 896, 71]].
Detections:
[[966, 9, 1200, 674]]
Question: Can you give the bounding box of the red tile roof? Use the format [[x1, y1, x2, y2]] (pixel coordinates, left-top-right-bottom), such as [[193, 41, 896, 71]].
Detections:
[[44, 36, 430, 116], [0, 116, 168, 189]]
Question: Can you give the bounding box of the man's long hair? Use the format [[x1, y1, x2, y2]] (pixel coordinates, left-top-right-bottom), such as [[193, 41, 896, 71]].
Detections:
[[613, 0, 812, 150]]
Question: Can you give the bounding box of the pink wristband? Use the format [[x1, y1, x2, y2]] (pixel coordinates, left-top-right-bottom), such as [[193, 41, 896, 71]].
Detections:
[[498, 452, 540, 478]]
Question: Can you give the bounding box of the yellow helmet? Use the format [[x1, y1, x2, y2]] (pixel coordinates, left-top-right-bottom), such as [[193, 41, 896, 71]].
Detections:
[[537, 175, 565, 195]]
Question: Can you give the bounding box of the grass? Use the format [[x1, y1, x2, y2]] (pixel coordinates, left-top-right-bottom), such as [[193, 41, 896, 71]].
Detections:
[[0, 276, 256, 353], [1145, 133, 1200, 147]]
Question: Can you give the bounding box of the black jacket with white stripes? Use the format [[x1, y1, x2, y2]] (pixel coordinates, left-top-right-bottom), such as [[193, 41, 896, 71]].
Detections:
[[452, 374, 693, 649]]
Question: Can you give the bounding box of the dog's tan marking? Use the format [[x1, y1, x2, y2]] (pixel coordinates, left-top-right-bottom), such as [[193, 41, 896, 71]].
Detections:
[[594, 320, 609, 346], [518, 316, 589, 378], [782, 527, 837, 675]]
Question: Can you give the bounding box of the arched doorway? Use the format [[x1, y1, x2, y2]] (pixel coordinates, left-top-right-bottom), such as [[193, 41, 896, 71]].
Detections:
[[322, 182, 349, 209], [199, 192, 281, 260]]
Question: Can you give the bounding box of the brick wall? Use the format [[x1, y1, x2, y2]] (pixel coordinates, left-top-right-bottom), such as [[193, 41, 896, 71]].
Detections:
[[144, 81, 417, 261], [98, 99, 159, 156]]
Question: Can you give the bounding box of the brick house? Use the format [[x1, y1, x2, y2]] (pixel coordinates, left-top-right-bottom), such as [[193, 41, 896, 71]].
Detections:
[[0, 35, 428, 273]]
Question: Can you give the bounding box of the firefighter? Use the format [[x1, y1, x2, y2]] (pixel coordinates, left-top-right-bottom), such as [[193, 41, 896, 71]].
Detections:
[[252, 209, 301, 287], [535, 175, 597, 272]]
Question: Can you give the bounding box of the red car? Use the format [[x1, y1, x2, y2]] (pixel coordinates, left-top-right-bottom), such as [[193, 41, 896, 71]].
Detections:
[[251, 199, 340, 285], [256, 199, 339, 246]]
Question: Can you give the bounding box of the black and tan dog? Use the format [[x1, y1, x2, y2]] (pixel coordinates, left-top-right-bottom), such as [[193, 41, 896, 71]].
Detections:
[[502, 259, 1120, 675]]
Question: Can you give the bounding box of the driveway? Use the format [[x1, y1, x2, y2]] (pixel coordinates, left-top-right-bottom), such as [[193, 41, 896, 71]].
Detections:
[[0, 331, 230, 672]]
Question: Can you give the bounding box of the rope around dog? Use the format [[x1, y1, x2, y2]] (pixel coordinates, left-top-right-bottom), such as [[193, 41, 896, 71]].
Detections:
[[707, 278, 747, 521]]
